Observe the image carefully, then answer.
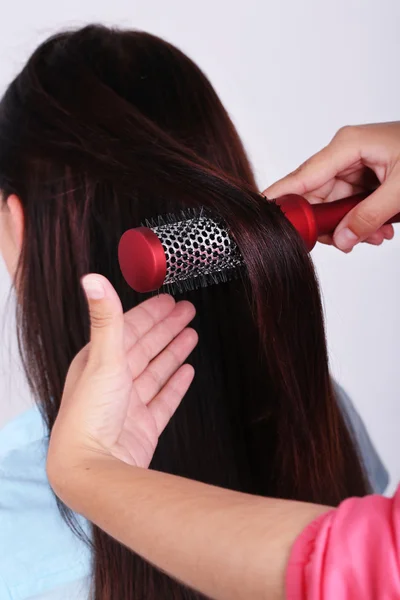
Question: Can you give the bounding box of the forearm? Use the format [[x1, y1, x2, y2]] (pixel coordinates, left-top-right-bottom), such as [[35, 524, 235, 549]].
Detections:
[[49, 457, 330, 600]]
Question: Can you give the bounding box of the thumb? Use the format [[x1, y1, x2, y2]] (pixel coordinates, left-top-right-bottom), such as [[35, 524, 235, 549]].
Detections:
[[334, 178, 400, 251], [81, 274, 125, 366]]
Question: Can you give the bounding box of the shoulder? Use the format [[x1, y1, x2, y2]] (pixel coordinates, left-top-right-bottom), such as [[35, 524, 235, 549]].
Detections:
[[0, 407, 91, 599]]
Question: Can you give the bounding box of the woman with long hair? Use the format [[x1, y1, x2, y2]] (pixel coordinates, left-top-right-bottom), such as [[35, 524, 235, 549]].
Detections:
[[0, 25, 385, 599]]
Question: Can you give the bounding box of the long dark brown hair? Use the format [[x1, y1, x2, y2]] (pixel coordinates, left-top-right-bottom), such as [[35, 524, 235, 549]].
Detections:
[[0, 25, 369, 599]]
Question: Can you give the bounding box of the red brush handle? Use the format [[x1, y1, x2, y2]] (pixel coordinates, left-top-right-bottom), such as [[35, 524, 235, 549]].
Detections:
[[276, 192, 400, 250]]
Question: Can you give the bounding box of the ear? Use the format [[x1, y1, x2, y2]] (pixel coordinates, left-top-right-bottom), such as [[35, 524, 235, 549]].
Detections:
[[7, 194, 24, 250]]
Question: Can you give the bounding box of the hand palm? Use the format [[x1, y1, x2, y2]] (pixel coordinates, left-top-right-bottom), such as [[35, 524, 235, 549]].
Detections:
[[62, 293, 197, 469], [112, 391, 160, 469]]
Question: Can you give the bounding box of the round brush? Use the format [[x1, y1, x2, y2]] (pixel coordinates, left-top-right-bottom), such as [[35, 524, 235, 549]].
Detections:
[[118, 193, 400, 293]]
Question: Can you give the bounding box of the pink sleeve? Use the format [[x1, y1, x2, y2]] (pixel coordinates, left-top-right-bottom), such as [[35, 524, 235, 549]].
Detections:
[[286, 485, 400, 600]]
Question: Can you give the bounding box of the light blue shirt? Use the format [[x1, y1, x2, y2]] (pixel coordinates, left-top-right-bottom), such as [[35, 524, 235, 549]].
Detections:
[[0, 387, 388, 599], [0, 407, 91, 599]]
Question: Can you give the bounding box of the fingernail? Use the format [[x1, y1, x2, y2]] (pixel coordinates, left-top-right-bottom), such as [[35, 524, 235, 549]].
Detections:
[[82, 275, 105, 300], [334, 228, 359, 252]]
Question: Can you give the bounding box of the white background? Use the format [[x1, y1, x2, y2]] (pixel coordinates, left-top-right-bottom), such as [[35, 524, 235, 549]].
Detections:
[[0, 0, 399, 491]]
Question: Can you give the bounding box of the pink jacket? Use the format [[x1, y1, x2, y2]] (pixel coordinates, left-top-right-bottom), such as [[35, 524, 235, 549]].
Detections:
[[286, 485, 400, 599]]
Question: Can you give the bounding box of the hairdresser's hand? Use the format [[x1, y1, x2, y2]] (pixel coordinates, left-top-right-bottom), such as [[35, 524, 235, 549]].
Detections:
[[265, 122, 400, 251], [47, 274, 197, 473]]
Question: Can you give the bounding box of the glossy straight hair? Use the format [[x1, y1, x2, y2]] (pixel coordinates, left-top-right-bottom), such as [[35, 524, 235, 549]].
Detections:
[[0, 25, 369, 599]]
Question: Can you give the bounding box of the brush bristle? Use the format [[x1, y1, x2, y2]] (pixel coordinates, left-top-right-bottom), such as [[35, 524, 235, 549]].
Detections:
[[143, 208, 244, 294]]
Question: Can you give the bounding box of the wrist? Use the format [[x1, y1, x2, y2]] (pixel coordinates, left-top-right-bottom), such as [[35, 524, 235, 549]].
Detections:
[[46, 433, 120, 510]]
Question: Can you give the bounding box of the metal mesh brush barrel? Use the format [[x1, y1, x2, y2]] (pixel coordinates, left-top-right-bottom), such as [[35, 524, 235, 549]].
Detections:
[[118, 210, 243, 293], [118, 193, 400, 293]]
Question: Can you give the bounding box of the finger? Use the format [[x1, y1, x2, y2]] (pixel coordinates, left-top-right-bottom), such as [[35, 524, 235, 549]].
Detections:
[[264, 141, 360, 200], [305, 180, 365, 205], [81, 274, 125, 367], [317, 234, 333, 245], [298, 168, 376, 205], [134, 328, 198, 404], [301, 179, 337, 204], [148, 364, 195, 435], [124, 295, 176, 349], [319, 226, 393, 250], [362, 225, 394, 245], [362, 231, 385, 245], [333, 176, 400, 251], [341, 164, 380, 190], [128, 302, 196, 379], [381, 224, 395, 240]]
